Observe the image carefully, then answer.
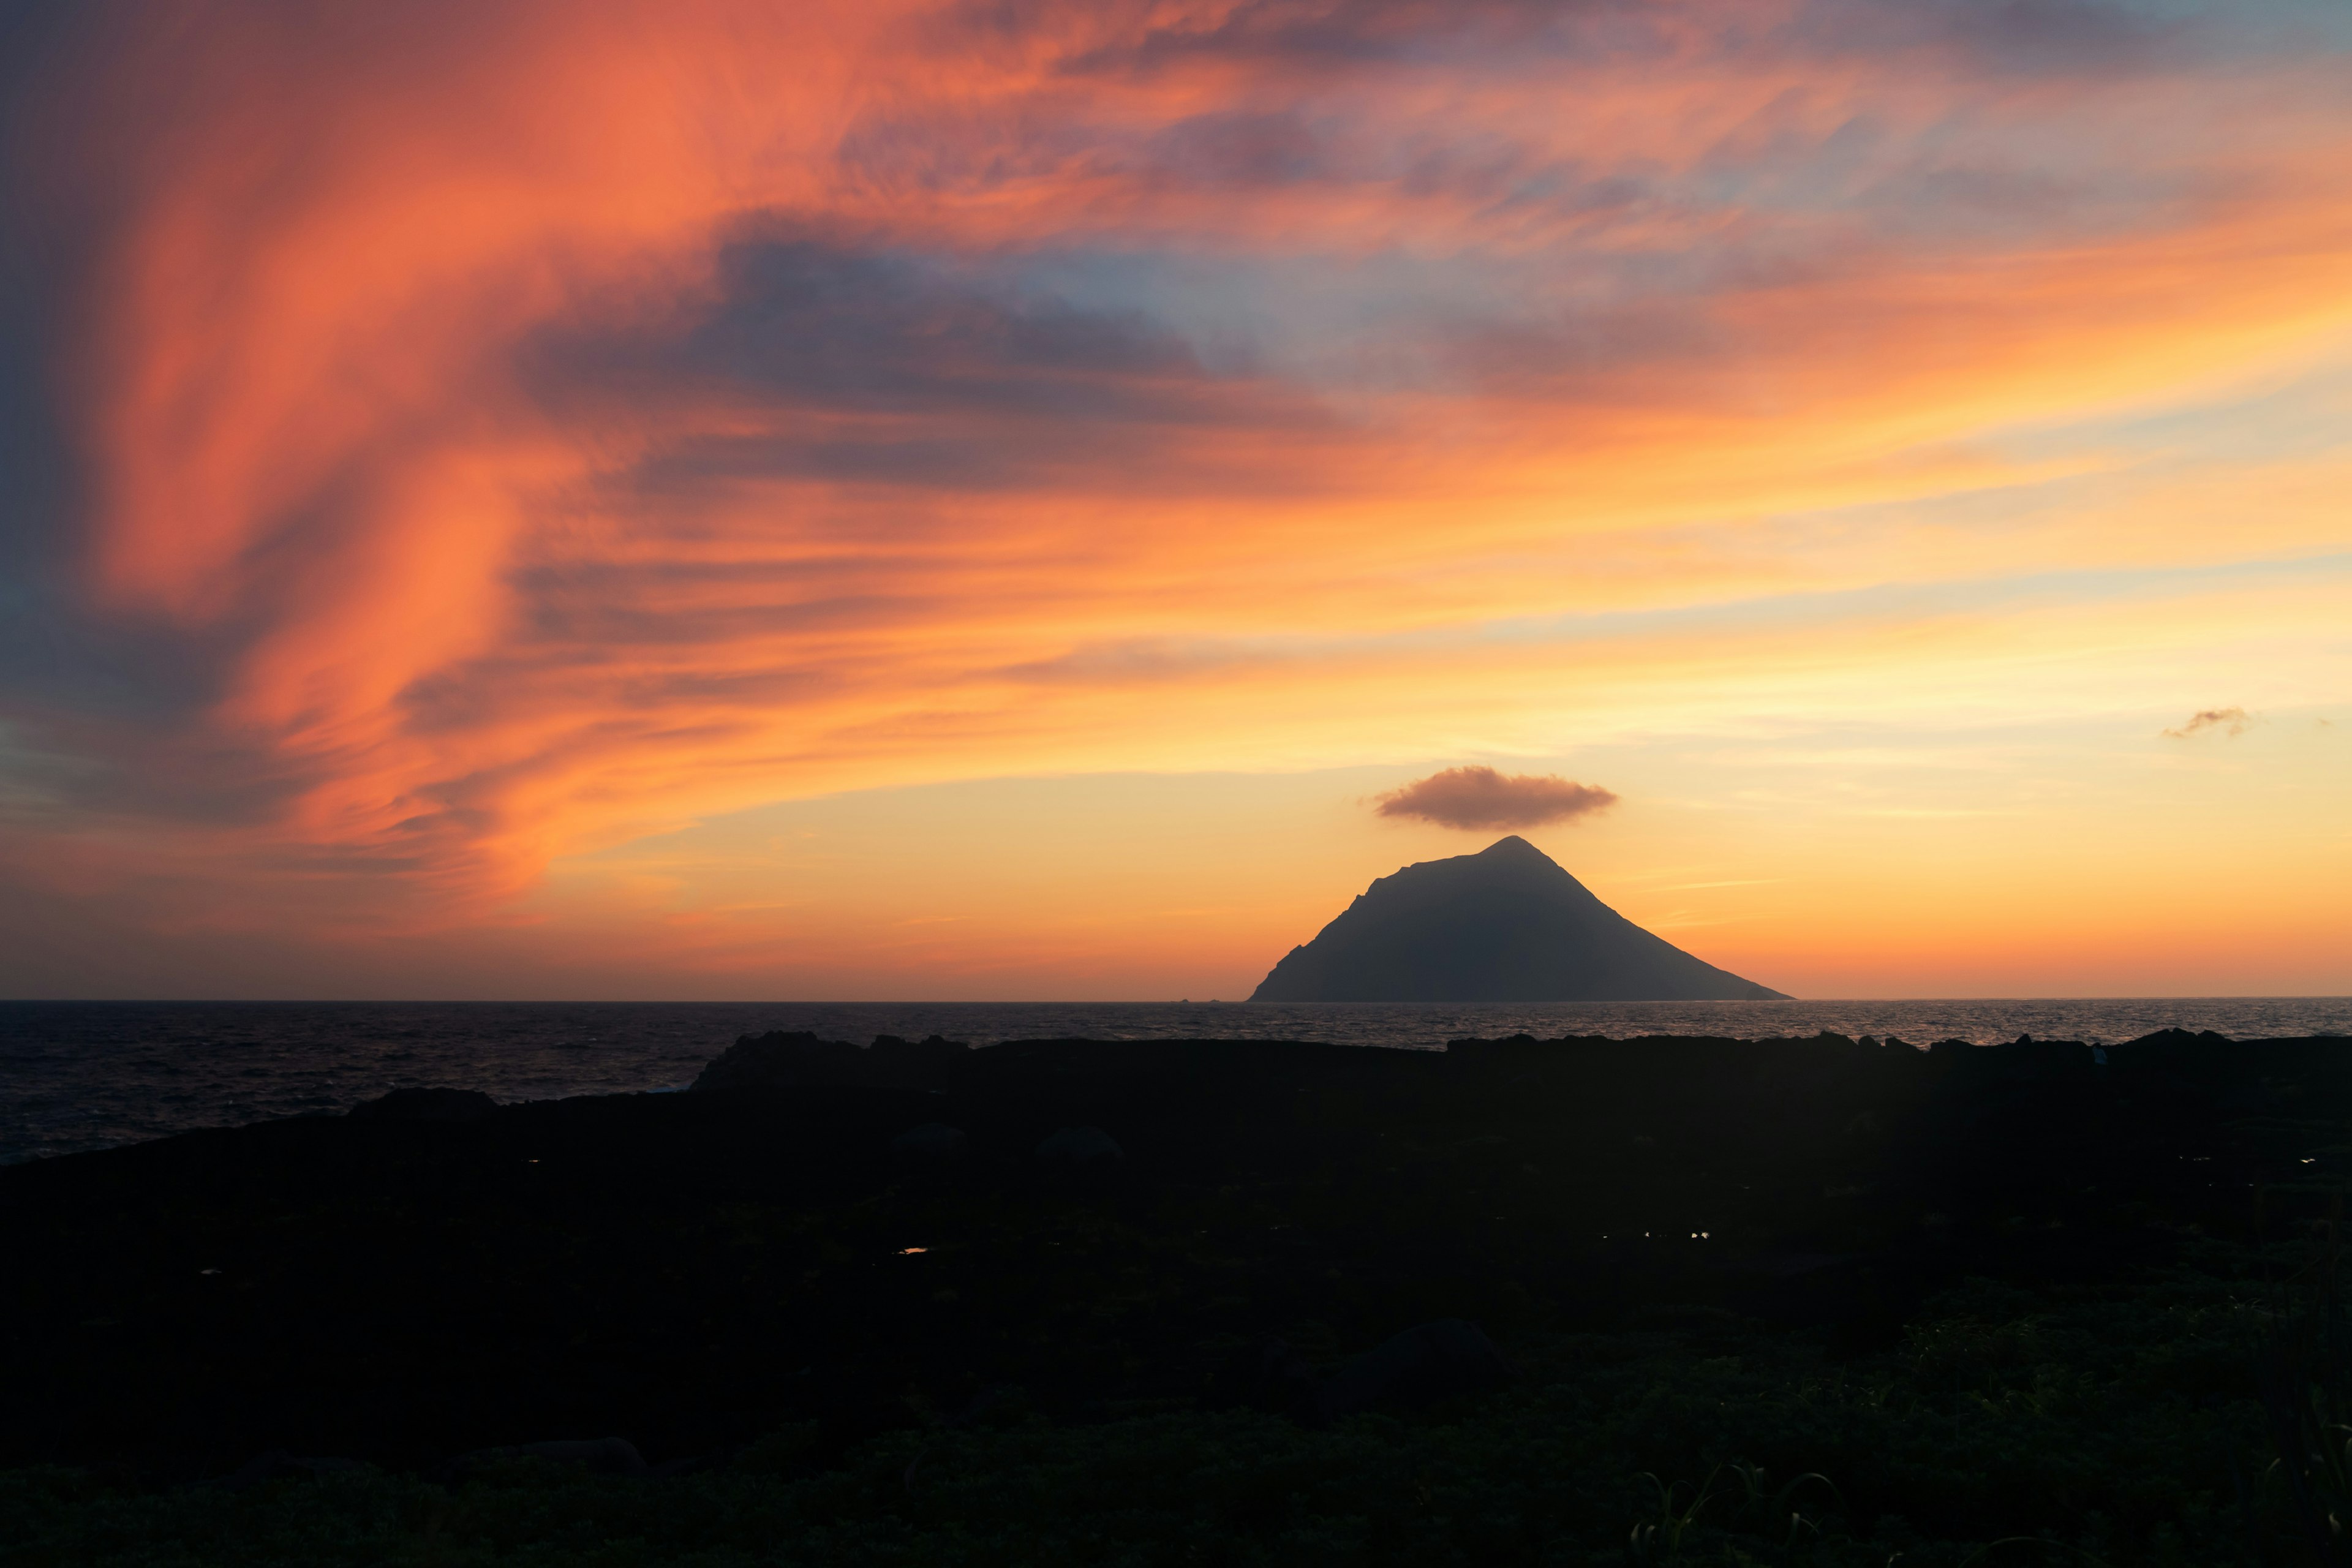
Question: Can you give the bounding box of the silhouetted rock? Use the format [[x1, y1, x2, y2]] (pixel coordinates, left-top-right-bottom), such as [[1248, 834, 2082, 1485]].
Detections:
[[694, 1031, 970, 1093], [208, 1450, 365, 1490], [870, 1035, 972, 1087], [1035, 1125, 1123, 1165], [14, 1028, 2348, 1479], [1939, 1038, 2097, 1085], [432, 1436, 647, 1482], [2220, 1080, 2290, 1113], [891, 1123, 968, 1161], [2126, 1028, 2234, 1048], [1252, 836, 1788, 1001], [1214, 1336, 1321, 1414], [692, 1032, 860, 1091], [1314, 1319, 1514, 1420], [347, 1087, 496, 1123]]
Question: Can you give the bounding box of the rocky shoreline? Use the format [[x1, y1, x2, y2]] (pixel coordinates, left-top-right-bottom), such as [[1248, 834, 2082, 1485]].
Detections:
[[3, 1026, 2346, 1560]]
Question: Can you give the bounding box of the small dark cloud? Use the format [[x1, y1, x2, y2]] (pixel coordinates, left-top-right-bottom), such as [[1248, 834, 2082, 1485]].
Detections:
[[2162, 706, 2252, 739], [1373, 765, 1618, 830]]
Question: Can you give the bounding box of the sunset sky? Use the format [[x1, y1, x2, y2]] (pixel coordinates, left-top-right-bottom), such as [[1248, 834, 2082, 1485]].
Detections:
[[2, 0, 2347, 1000]]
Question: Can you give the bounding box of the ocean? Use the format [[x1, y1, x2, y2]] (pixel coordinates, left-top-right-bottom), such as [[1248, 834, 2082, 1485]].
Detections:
[[4, 997, 2348, 1166]]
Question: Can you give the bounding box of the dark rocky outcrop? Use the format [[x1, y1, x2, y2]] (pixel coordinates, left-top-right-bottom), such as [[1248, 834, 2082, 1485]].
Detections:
[[431, 1436, 649, 1482], [208, 1450, 366, 1490], [7, 1027, 2346, 1480], [693, 1031, 969, 1093], [1214, 1336, 1322, 1415], [1035, 1125, 1123, 1166], [347, 1087, 496, 1123], [1253, 836, 1787, 1001], [891, 1123, 968, 1161], [1314, 1319, 1515, 1421]]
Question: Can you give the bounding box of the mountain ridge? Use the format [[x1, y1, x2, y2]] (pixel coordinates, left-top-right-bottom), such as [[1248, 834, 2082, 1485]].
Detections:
[[1250, 835, 1788, 1002]]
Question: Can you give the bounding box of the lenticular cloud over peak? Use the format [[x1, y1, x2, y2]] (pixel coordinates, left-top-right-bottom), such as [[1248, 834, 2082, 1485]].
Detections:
[[1374, 768, 1618, 832]]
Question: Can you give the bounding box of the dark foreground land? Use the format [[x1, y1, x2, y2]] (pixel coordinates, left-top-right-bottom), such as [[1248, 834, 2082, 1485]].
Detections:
[[6, 1029, 2352, 1566]]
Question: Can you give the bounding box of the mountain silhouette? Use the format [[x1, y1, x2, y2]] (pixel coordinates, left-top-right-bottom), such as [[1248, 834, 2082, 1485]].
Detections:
[[1250, 836, 1789, 1002]]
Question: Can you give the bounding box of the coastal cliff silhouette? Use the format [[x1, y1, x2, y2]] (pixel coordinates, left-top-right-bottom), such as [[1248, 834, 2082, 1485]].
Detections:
[[1251, 835, 1788, 1001]]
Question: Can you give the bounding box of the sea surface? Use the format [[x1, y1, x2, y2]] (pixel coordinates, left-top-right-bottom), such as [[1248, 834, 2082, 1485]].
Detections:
[[3, 997, 2348, 1166]]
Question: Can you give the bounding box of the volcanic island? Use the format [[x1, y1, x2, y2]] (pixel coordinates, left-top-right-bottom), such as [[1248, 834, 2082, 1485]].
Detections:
[[1252, 835, 1786, 1001]]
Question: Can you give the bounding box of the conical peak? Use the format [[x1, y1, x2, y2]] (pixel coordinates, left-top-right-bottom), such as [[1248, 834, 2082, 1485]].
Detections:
[[1251, 833, 1792, 1001], [1468, 835, 1574, 880]]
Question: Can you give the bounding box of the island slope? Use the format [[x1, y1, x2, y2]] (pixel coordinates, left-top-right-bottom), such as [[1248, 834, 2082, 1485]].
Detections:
[[1251, 835, 1788, 1001]]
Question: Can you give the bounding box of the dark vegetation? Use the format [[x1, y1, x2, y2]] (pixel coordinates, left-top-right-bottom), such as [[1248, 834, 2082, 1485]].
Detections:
[[4, 1027, 2351, 1564]]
